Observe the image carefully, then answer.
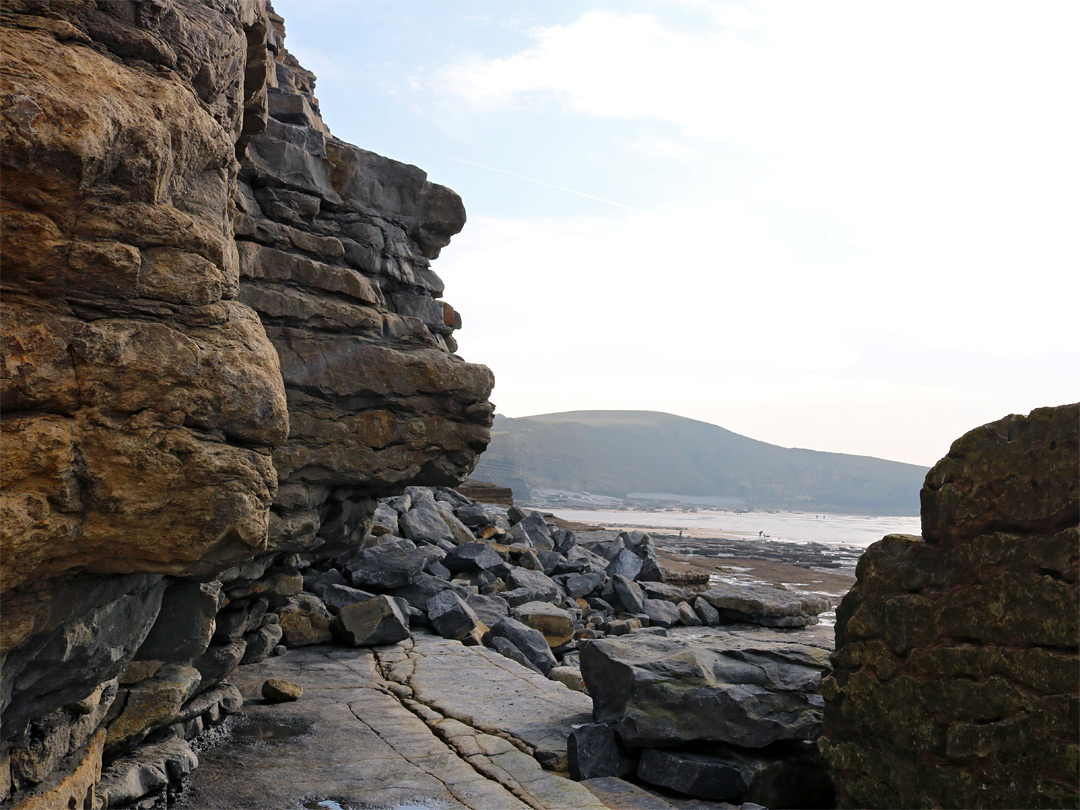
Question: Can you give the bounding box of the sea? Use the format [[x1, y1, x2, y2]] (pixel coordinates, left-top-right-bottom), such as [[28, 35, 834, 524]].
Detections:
[[546, 508, 921, 549]]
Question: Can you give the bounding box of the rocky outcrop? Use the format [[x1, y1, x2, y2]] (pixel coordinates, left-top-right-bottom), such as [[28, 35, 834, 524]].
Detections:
[[0, 2, 493, 805], [236, 9, 493, 559], [820, 404, 1080, 809]]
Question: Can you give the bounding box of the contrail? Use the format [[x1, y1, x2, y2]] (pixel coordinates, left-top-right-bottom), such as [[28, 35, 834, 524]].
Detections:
[[410, 147, 649, 214]]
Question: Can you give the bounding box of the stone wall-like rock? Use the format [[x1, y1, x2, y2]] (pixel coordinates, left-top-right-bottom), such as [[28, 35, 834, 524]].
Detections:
[[1, 2, 493, 805], [820, 403, 1080, 809], [235, 10, 494, 559]]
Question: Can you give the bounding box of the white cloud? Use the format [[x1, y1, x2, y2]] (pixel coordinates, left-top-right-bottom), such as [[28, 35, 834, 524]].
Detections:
[[425, 2, 1080, 465]]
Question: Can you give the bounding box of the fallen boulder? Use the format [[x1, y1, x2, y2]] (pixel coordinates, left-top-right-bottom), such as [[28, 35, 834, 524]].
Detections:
[[580, 629, 830, 748], [700, 582, 830, 627], [487, 618, 557, 674], [334, 595, 410, 647]]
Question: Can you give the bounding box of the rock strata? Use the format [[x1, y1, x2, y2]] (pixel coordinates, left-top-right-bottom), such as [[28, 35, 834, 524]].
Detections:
[[821, 404, 1080, 809], [0, 2, 494, 805]]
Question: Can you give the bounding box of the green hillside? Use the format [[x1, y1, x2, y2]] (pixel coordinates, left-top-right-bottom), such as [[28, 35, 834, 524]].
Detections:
[[472, 410, 927, 515]]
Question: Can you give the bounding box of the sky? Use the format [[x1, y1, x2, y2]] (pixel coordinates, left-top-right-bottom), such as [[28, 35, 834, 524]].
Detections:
[[272, 0, 1079, 467]]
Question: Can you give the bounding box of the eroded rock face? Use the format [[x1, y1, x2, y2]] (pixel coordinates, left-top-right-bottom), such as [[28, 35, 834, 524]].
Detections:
[[235, 11, 494, 558], [820, 404, 1080, 809], [1, 1, 493, 803], [0, 1, 285, 765], [0, 0, 287, 602]]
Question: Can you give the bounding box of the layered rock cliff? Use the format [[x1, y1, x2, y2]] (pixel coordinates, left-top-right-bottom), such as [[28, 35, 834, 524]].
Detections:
[[820, 404, 1079, 808], [0, 2, 492, 805]]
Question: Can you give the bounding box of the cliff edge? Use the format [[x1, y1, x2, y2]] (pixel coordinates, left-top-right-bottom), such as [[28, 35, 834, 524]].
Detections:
[[0, 2, 492, 806]]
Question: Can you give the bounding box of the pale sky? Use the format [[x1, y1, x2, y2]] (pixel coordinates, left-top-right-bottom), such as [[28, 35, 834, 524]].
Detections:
[[273, 0, 1079, 467]]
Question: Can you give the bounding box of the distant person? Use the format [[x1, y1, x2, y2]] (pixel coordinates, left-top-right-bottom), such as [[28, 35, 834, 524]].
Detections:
[[759, 530, 764, 538]]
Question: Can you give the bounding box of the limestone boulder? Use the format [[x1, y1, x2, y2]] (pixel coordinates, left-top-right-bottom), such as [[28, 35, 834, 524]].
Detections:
[[581, 630, 830, 748], [334, 595, 411, 647], [700, 582, 830, 627], [487, 618, 558, 675]]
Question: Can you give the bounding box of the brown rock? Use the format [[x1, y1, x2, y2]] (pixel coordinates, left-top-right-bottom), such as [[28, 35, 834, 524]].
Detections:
[[1, 3, 287, 599], [512, 602, 576, 648], [277, 594, 332, 647], [822, 404, 1080, 809], [261, 678, 303, 703]]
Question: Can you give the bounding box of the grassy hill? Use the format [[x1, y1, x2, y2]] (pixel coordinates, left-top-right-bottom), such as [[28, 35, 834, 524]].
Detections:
[[472, 410, 927, 515]]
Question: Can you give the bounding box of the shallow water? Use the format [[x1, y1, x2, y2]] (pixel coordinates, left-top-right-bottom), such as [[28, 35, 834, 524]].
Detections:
[[550, 507, 920, 549]]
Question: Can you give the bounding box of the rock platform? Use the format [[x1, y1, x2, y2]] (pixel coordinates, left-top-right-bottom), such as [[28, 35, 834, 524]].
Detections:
[[178, 636, 610, 810]]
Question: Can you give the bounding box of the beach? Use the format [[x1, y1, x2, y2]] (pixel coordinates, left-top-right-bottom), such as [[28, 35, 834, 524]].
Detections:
[[546, 507, 922, 611]]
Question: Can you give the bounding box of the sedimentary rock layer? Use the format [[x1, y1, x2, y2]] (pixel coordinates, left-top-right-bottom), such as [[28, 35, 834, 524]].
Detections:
[[820, 403, 1080, 809], [0, 1, 493, 803], [236, 10, 494, 558]]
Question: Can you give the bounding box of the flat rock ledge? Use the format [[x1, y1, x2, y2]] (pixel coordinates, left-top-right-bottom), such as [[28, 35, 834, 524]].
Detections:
[[176, 634, 609, 810]]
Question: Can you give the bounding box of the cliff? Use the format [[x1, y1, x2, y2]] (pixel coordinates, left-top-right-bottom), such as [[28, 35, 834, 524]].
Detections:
[[0, 2, 492, 806], [820, 403, 1079, 808]]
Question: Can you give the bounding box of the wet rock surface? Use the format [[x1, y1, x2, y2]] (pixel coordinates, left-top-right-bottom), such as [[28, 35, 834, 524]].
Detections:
[[821, 404, 1080, 809]]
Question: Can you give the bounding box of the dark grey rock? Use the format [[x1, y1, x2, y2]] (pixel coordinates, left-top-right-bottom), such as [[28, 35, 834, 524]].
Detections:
[[310, 568, 348, 592], [638, 743, 834, 808], [433, 487, 471, 509], [346, 545, 441, 590], [136, 579, 221, 663], [464, 592, 509, 628], [334, 595, 410, 646], [456, 502, 498, 528], [240, 617, 284, 665], [400, 496, 455, 546], [426, 560, 452, 580], [487, 618, 557, 675], [701, 583, 830, 627], [568, 723, 623, 781], [507, 567, 561, 602], [317, 583, 375, 613], [443, 542, 506, 574], [612, 575, 646, 613], [214, 597, 269, 642], [389, 574, 470, 613], [534, 549, 564, 574], [427, 590, 485, 641], [558, 572, 606, 598], [641, 599, 681, 629], [369, 502, 400, 536], [96, 738, 199, 809], [489, 636, 542, 674], [433, 501, 477, 545], [606, 549, 643, 581], [518, 511, 555, 550], [677, 601, 703, 627], [694, 596, 721, 626], [637, 748, 748, 802], [1, 574, 167, 740], [551, 528, 577, 555], [580, 631, 831, 748], [193, 640, 247, 695], [640, 581, 694, 603], [619, 531, 663, 582]]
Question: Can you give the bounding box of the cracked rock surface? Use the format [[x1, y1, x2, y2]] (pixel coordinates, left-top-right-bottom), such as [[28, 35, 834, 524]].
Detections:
[[176, 636, 607, 810]]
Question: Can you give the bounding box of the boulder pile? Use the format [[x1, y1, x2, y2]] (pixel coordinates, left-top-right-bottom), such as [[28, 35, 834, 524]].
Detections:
[[203, 484, 835, 808]]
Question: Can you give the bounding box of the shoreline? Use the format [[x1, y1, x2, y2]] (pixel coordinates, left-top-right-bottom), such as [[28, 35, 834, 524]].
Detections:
[[547, 513, 861, 603]]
